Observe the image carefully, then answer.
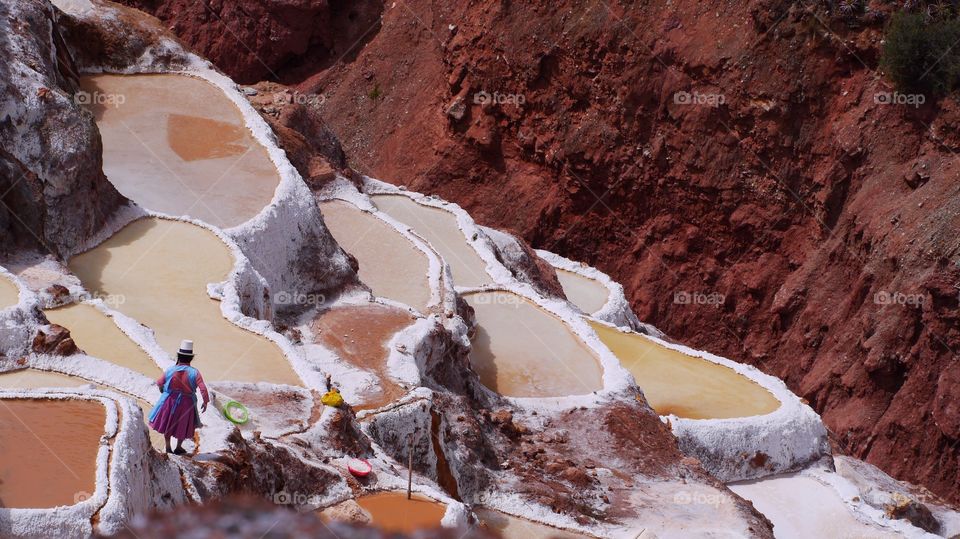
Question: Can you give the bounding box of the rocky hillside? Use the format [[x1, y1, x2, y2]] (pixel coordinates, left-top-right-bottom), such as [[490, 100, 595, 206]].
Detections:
[[114, 0, 960, 503]]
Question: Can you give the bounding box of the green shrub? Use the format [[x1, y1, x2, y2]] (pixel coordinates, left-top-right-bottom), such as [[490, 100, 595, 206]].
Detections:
[[881, 12, 960, 95]]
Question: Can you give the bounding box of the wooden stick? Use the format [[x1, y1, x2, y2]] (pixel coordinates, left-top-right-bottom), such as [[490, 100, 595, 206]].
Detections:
[[407, 438, 413, 500]]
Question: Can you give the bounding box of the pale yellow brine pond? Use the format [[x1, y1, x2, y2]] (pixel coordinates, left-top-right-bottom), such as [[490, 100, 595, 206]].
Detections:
[[589, 321, 780, 419], [556, 268, 609, 315], [464, 291, 603, 397], [45, 303, 161, 378], [372, 195, 491, 288], [69, 218, 300, 386], [0, 272, 19, 309], [80, 74, 280, 228], [319, 201, 432, 311]]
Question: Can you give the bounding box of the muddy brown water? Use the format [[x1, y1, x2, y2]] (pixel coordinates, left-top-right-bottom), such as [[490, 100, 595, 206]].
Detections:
[[0, 398, 104, 508], [319, 201, 432, 311], [556, 269, 609, 315], [354, 492, 447, 534], [371, 195, 490, 288], [0, 274, 18, 309], [69, 218, 300, 386], [589, 321, 780, 419], [80, 74, 281, 228], [463, 292, 603, 398], [475, 507, 590, 538], [45, 303, 161, 378], [310, 304, 413, 409], [0, 369, 167, 450]]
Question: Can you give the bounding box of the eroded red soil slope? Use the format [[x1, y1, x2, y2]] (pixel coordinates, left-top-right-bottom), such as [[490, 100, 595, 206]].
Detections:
[[115, 0, 960, 501]]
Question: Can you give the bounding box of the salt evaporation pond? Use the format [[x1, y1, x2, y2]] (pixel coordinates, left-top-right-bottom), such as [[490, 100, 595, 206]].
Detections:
[[371, 195, 490, 288], [556, 269, 609, 314], [590, 321, 779, 419], [319, 201, 431, 311], [80, 74, 281, 228], [45, 303, 161, 378], [355, 492, 446, 534], [310, 304, 413, 409], [729, 474, 902, 539], [0, 369, 166, 450], [69, 218, 300, 386], [0, 273, 18, 309], [464, 292, 603, 397], [475, 508, 590, 538], [0, 398, 103, 508]]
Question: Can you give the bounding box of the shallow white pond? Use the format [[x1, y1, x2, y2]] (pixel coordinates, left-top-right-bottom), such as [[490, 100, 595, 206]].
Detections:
[[81, 74, 281, 228], [464, 291, 603, 397], [371, 195, 490, 288], [69, 218, 300, 386], [320, 201, 431, 311], [556, 269, 609, 314]]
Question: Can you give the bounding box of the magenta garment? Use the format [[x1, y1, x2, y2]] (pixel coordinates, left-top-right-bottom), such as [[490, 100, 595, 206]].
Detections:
[[149, 390, 199, 439]]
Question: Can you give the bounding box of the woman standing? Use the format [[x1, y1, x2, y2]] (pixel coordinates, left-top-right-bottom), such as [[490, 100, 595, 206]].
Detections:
[[149, 340, 209, 455]]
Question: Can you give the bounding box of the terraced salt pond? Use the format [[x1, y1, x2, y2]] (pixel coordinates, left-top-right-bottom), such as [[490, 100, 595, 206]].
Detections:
[[475, 508, 590, 538], [69, 218, 300, 386], [319, 201, 431, 311], [371, 195, 490, 288], [556, 269, 609, 314], [310, 304, 413, 409], [0, 398, 103, 508], [0, 369, 166, 450], [0, 273, 18, 309], [729, 474, 901, 538], [80, 74, 281, 228], [464, 292, 603, 397], [354, 492, 446, 534], [45, 303, 161, 378], [589, 321, 779, 419]]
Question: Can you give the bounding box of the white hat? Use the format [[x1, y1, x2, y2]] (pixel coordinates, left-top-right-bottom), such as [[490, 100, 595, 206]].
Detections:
[[177, 339, 194, 357]]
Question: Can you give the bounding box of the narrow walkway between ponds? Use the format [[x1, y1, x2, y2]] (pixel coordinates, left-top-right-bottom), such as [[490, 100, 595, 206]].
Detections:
[[371, 195, 490, 288], [464, 292, 603, 398], [0, 398, 103, 508], [589, 321, 779, 419], [310, 304, 414, 410], [729, 474, 902, 539], [45, 303, 161, 379], [0, 273, 18, 309], [69, 218, 300, 386], [319, 201, 432, 311], [556, 269, 609, 315], [80, 74, 281, 228]]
